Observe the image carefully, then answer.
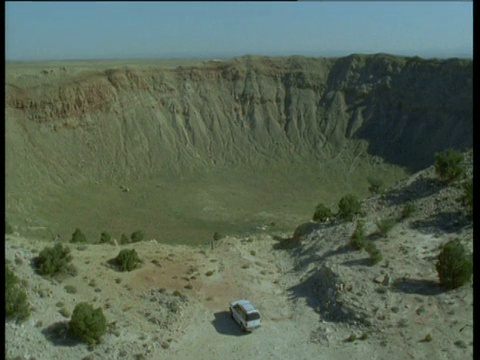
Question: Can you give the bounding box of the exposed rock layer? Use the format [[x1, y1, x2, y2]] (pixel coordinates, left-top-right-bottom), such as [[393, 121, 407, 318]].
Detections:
[[6, 54, 472, 180], [4, 54, 472, 241]]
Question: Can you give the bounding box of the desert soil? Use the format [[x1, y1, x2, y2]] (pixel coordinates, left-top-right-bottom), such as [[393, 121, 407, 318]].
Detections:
[[5, 165, 473, 360]]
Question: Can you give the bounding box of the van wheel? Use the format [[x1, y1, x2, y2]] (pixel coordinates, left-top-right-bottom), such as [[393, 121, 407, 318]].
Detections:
[[229, 309, 233, 318]]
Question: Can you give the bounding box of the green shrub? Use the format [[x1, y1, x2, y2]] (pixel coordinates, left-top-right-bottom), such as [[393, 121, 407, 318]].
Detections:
[[5, 220, 14, 234], [423, 333, 433, 342], [120, 233, 130, 245], [461, 180, 473, 219], [347, 333, 357, 342], [34, 243, 73, 277], [99, 231, 111, 244], [64, 285, 77, 294], [434, 148, 464, 184], [312, 203, 333, 222], [71, 228, 87, 243], [130, 230, 145, 243], [436, 239, 472, 289], [338, 194, 361, 221], [115, 249, 140, 272], [454, 340, 467, 349], [5, 264, 30, 322], [365, 242, 382, 265], [68, 302, 107, 344], [401, 201, 416, 219], [375, 217, 397, 237], [367, 176, 383, 194], [350, 220, 366, 250], [60, 306, 71, 318], [213, 232, 223, 241]]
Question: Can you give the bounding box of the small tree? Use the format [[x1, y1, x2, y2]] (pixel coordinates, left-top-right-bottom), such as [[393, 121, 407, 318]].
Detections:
[[401, 201, 416, 219], [99, 231, 111, 244], [367, 176, 383, 194], [115, 249, 140, 272], [365, 242, 382, 265], [338, 194, 361, 221], [461, 180, 473, 219], [375, 217, 396, 237], [71, 228, 87, 243], [434, 148, 464, 184], [350, 220, 366, 250], [34, 243, 73, 277], [436, 239, 472, 289], [5, 264, 30, 322], [5, 220, 14, 234], [312, 203, 333, 222], [130, 230, 145, 243], [68, 302, 107, 344], [120, 233, 130, 245], [213, 232, 223, 241]]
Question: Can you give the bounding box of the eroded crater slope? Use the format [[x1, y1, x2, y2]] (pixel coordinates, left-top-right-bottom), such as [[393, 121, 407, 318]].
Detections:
[[5, 54, 472, 242]]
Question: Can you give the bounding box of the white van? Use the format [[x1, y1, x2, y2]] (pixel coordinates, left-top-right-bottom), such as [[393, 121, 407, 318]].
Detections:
[[229, 299, 261, 332]]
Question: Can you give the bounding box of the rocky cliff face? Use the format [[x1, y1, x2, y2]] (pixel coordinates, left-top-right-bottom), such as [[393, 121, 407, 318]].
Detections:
[[6, 54, 472, 180], [4, 54, 472, 241]]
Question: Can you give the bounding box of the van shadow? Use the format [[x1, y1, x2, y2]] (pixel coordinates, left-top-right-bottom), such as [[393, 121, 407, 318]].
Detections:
[[211, 311, 245, 336]]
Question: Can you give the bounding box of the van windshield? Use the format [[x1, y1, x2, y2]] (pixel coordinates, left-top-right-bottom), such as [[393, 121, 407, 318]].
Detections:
[[247, 312, 260, 321]]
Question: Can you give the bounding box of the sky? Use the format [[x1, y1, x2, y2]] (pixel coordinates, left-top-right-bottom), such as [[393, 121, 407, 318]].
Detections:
[[5, 1, 473, 61]]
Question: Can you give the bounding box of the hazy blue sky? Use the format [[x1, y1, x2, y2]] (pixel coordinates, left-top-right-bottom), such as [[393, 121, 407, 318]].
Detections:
[[6, 1, 473, 61]]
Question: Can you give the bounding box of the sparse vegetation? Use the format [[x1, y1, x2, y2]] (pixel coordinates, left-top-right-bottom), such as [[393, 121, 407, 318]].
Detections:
[[434, 148, 464, 184], [120, 233, 129, 245], [115, 249, 140, 272], [461, 180, 473, 218], [312, 203, 333, 222], [34, 243, 74, 277], [76, 244, 88, 251], [436, 239, 472, 289], [401, 201, 416, 219], [64, 285, 78, 294], [60, 306, 71, 318], [367, 176, 383, 194], [99, 231, 111, 244], [131, 230, 145, 243], [350, 220, 366, 250], [416, 305, 426, 315], [423, 333, 433, 342], [347, 333, 357, 342], [6, 220, 14, 234], [5, 264, 30, 322], [375, 217, 396, 237], [365, 242, 382, 265], [68, 302, 107, 345], [338, 194, 361, 221], [71, 228, 87, 243], [213, 232, 223, 241]]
